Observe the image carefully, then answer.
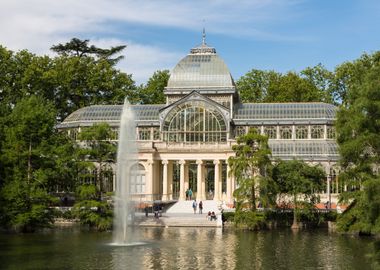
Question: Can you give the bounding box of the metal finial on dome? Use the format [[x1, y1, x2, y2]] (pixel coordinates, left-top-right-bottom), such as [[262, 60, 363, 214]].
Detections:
[[202, 27, 206, 45]]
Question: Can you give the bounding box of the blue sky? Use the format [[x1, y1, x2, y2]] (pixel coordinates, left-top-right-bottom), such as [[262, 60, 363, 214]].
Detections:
[[1, 0, 379, 84]]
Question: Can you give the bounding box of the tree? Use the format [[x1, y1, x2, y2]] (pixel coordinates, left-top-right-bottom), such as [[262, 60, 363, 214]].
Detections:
[[333, 51, 380, 105], [46, 55, 137, 121], [78, 123, 116, 194], [236, 66, 333, 103], [0, 96, 59, 231], [136, 70, 169, 104], [0, 45, 137, 122], [51, 38, 127, 65], [272, 160, 325, 229], [235, 69, 278, 102], [228, 128, 274, 213], [336, 52, 380, 234], [72, 184, 113, 231]]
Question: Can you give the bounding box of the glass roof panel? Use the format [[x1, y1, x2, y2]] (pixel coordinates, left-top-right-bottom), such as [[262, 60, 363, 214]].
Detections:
[[61, 104, 164, 125], [234, 103, 337, 120], [269, 141, 339, 159]]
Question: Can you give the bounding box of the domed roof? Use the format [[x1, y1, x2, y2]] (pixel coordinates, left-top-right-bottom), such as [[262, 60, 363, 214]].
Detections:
[[165, 37, 235, 94]]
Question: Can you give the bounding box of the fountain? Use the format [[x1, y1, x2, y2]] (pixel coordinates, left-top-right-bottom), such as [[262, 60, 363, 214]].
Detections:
[[112, 99, 139, 245]]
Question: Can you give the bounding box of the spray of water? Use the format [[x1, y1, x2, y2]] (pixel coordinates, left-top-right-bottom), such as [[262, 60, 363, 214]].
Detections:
[[113, 99, 138, 244]]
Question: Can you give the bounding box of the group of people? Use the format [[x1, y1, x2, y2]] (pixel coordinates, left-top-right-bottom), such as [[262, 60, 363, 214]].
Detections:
[[207, 211, 217, 221], [191, 200, 217, 221], [192, 200, 203, 214]]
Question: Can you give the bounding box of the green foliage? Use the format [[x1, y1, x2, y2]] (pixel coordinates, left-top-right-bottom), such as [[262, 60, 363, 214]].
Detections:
[[335, 51, 380, 234], [233, 210, 265, 230], [0, 44, 137, 122], [73, 184, 113, 231], [236, 65, 333, 103], [76, 184, 99, 201], [272, 160, 325, 226], [228, 128, 275, 215], [51, 37, 127, 65], [0, 179, 56, 232], [78, 123, 116, 193], [0, 96, 81, 230], [136, 70, 169, 104]]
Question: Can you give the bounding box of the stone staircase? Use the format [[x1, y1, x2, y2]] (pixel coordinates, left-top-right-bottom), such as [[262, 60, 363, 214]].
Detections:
[[134, 200, 223, 227], [165, 200, 221, 214]]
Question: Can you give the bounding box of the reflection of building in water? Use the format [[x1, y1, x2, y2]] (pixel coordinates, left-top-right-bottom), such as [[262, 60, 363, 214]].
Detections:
[[138, 227, 237, 269], [58, 33, 341, 203]]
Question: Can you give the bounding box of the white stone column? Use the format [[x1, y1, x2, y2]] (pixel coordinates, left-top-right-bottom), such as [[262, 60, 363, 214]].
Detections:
[[196, 160, 203, 201], [168, 161, 173, 200], [184, 162, 189, 192], [326, 166, 331, 208], [213, 160, 221, 201], [226, 162, 232, 203], [162, 160, 168, 201], [112, 171, 116, 192], [179, 160, 186, 200], [147, 160, 154, 201]]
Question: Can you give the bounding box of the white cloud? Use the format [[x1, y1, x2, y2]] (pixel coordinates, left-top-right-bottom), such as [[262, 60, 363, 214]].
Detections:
[[0, 0, 306, 82], [92, 38, 181, 84]]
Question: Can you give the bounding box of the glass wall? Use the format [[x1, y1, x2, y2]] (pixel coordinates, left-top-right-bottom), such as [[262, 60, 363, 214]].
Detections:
[[162, 101, 227, 143]]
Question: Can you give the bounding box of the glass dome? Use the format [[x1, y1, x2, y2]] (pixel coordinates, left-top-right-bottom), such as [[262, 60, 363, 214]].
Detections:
[[166, 43, 235, 92]]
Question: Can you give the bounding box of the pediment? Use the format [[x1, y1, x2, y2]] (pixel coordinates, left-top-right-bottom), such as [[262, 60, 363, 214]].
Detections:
[[159, 91, 230, 123]]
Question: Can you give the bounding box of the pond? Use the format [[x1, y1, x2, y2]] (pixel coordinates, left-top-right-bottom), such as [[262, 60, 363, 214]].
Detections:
[[0, 227, 377, 269]]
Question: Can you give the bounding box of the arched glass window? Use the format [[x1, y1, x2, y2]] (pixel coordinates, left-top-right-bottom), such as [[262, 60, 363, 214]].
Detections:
[[327, 126, 336, 139], [264, 126, 277, 139], [296, 125, 308, 139], [162, 101, 227, 142], [234, 126, 246, 138], [279, 126, 292, 139], [311, 125, 324, 139], [130, 164, 146, 194]]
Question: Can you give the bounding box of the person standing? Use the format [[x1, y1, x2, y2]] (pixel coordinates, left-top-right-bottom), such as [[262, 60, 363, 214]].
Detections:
[[188, 188, 193, 200], [199, 201, 203, 214], [185, 189, 189, 200], [192, 200, 197, 214]]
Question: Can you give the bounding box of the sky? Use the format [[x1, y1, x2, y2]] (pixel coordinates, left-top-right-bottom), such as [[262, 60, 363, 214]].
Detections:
[[1, 0, 380, 85]]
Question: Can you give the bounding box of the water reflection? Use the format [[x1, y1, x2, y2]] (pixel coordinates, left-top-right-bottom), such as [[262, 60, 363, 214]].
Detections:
[[0, 227, 376, 270], [130, 227, 237, 270]]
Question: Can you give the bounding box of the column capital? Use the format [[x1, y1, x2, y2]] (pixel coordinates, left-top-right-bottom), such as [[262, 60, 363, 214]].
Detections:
[[213, 159, 220, 165], [179, 159, 186, 165], [162, 160, 169, 165], [196, 159, 203, 165], [147, 159, 154, 165]]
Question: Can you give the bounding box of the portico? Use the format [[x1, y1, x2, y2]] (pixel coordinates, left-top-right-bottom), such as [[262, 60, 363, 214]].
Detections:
[[148, 156, 234, 202]]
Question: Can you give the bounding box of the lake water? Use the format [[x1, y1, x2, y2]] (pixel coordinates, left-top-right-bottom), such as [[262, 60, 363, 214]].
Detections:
[[0, 227, 377, 269]]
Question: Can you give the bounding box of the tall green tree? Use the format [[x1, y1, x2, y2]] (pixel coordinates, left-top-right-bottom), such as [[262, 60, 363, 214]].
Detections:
[[0, 96, 59, 231], [136, 70, 169, 104], [46, 55, 136, 121], [78, 123, 116, 194], [272, 160, 325, 228], [333, 51, 380, 105], [336, 51, 380, 234], [51, 38, 127, 65], [228, 128, 274, 212]]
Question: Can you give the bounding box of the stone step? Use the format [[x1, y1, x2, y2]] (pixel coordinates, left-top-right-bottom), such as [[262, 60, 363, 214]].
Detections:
[[166, 200, 221, 214]]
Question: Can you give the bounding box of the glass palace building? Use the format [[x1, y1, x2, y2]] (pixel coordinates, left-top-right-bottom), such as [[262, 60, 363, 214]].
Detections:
[[58, 39, 340, 203]]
